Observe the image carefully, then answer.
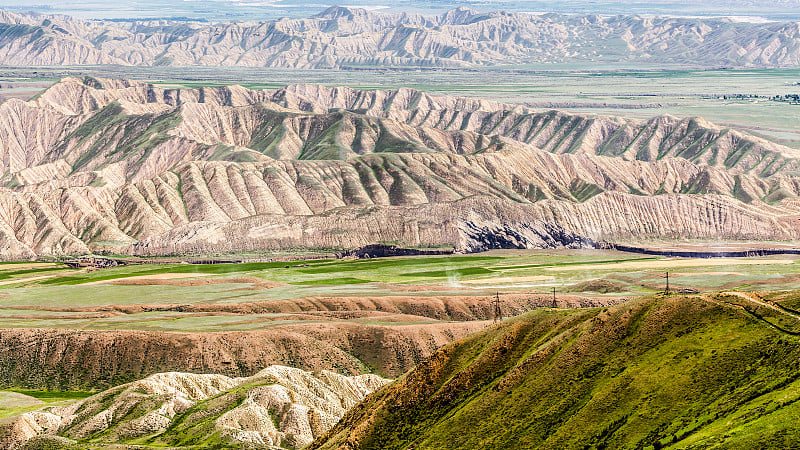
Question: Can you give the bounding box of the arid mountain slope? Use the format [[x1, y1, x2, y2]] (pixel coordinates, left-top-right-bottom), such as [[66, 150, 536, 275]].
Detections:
[[1, 7, 800, 68], [0, 322, 478, 390], [311, 293, 800, 449], [0, 293, 618, 389], [1, 365, 390, 449], [1, 77, 800, 259]]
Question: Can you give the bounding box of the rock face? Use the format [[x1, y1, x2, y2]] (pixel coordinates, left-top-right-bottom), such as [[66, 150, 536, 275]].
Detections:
[[1, 7, 800, 68], [457, 221, 596, 253], [1, 76, 800, 259], [1, 365, 390, 449]]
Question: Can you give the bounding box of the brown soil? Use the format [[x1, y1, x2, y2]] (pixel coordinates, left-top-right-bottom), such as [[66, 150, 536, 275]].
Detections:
[[106, 276, 285, 288], [85, 273, 211, 285], [374, 283, 463, 292], [566, 279, 627, 294], [0, 322, 484, 390], [0, 275, 62, 286], [0, 294, 624, 320], [0, 294, 627, 390]]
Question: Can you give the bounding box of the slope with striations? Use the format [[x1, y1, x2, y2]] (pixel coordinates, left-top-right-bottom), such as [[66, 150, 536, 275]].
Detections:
[[1, 7, 800, 69], [1, 77, 800, 258], [1, 365, 390, 449]]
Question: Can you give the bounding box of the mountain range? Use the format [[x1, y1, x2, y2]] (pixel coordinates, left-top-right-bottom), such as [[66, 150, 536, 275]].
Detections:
[[1, 76, 800, 259], [1, 7, 800, 68]]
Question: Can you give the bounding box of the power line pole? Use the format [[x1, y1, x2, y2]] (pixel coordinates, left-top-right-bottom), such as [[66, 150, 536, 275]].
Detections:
[[493, 292, 502, 323], [552, 287, 557, 307], [665, 271, 670, 295]]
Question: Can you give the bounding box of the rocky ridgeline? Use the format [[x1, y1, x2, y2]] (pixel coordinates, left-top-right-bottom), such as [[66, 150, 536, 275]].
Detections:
[[0, 365, 390, 449], [0, 321, 481, 389], [1, 7, 800, 68], [1, 77, 800, 258]]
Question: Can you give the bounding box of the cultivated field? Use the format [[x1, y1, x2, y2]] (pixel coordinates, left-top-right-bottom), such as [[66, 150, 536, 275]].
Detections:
[[1, 249, 798, 432], [1, 250, 799, 332]]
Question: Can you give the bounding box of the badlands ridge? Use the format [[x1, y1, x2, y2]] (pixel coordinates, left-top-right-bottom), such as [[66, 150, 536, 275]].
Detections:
[[0, 7, 799, 68], [1, 365, 389, 449], [1, 76, 800, 259]]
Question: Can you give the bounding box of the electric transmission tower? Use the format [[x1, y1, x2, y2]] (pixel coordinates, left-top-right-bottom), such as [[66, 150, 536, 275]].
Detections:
[[493, 292, 502, 323]]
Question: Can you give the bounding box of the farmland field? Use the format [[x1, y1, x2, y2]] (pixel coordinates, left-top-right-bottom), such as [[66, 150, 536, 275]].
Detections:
[[2, 250, 800, 332]]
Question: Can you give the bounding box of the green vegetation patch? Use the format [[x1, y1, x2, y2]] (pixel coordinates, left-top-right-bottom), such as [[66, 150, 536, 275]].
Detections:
[[0, 266, 71, 281], [569, 179, 605, 202], [296, 255, 503, 275], [0, 390, 93, 420], [312, 294, 800, 450], [7, 389, 94, 401], [399, 267, 494, 278], [39, 259, 330, 285], [291, 277, 371, 285], [0, 23, 41, 40]]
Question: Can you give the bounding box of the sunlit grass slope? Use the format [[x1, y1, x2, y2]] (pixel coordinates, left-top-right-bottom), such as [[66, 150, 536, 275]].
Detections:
[[312, 293, 800, 449]]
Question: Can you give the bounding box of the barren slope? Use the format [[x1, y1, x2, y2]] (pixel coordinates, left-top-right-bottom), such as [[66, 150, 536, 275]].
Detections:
[[1, 365, 390, 449], [0, 323, 478, 390], [1, 76, 799, 258], [0, 291, 621, 389], [1, 7, 800, 68]]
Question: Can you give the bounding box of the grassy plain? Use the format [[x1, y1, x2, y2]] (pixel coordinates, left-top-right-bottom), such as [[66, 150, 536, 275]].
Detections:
[[0, 390, 92, 420], [1, 250, 800, 332]]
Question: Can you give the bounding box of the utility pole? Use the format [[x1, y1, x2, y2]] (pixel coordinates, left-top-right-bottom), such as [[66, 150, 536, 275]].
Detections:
[[665, 272, 670, 295], [552, 287, 557, 308], [493, 292, 502, 323]]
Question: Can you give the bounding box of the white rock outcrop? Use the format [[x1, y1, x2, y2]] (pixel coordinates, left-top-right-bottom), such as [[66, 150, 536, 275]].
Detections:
[[1, 365, 391, 449]]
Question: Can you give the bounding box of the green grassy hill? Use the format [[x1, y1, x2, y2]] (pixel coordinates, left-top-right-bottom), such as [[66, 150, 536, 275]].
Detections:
[[311, 293, 800, 449]]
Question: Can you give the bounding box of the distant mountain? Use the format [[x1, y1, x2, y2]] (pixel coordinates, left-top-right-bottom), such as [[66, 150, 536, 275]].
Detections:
[[4, 1, 800, 22], [1, 7, 800, 68], [311, 292, 800, 449], [1, 77, 799, 259]]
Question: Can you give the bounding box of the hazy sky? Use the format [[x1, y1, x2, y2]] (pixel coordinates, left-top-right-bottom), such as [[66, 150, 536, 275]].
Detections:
[[1, 0, 798, 21]]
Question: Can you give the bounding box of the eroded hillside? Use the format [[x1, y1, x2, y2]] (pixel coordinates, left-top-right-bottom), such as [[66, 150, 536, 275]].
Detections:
[[1, 76, 800, 258], [0, 365, 390, 449], [1, 7, 800, 68]]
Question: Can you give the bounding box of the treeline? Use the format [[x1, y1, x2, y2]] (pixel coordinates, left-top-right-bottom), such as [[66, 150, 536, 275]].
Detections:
[[710, 93, 799, 104]]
